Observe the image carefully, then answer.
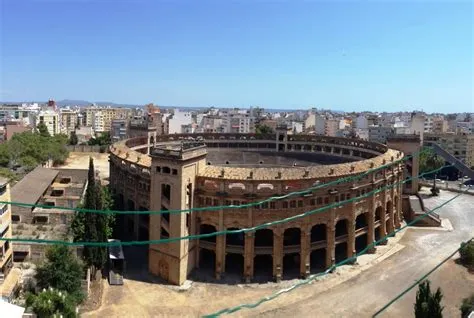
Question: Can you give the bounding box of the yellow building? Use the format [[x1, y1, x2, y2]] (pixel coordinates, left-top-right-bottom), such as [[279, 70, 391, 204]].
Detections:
[[85, 107, 131, 133], [0, 178, 13, 284], [425, 133, 474, 168]]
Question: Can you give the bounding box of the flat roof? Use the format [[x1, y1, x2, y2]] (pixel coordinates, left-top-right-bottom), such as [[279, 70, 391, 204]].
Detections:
[[11, 166, 58, 206]]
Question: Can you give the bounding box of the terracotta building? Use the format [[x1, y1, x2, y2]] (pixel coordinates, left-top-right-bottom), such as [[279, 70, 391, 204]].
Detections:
[[109, 130, 410, 285]]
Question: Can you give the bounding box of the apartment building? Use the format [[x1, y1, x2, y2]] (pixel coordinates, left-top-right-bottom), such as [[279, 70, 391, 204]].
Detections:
[[0, 178, 13, 285], [222, 113, 255, 133], [59, 109, 78, 134], [85, 107, 131, 133], [425, 133, 474, 168], [36, 110, 60, 136], [368, 126, 395, 144], [111, 119, 128, 142]]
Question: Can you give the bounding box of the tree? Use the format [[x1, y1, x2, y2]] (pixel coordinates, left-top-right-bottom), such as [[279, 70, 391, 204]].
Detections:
[[26, 288, 78, 318], [69, 131, 78, 145], [414, 280, 444, 318], [459, 240, 474, 269], [419, 149, 445, 196], [88, 132, 111, 146], [37, 122, 50, 138], [72, 157, 111, 278], [255, 124, 274, 135], [460, 294, 474, 318], [35, 245, 84, 302]]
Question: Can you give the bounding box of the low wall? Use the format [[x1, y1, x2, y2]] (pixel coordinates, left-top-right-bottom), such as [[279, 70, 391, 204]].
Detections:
[[66, 145, 107, 153]]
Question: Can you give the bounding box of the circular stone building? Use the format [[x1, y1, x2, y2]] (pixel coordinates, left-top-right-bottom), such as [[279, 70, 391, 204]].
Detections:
[[109, 127, 405, 285]]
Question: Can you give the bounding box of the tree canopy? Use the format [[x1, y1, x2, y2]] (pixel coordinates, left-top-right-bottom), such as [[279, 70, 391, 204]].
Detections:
[[419, 149, 445, 176], [87, 132, 111, 146], [69, 131, 78, 145], [35, 245, 84, 302], [71, 157, 114, 278], [255, 124, 274, 135], [26, 288, 78, 318], [0, 130, 69, 172], [414, 280, 444, 318], [460, 294, 474, 318]]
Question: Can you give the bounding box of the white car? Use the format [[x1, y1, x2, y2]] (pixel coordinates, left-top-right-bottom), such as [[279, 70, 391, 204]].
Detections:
[[435, 179, 445, 184]]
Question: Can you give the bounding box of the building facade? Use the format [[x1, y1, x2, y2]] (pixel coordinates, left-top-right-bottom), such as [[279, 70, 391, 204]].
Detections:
[[0, 178, 13, 283], [37, 110, 60, 136], [109, 132, 406, 285], [425, 133, 474, 168]]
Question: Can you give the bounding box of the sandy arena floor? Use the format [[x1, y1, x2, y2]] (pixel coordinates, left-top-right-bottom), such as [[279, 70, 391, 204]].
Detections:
[[59, 152, 110, 182]]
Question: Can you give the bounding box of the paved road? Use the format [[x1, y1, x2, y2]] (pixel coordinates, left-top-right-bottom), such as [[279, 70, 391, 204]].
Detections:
[[255, 190, 474, 317]]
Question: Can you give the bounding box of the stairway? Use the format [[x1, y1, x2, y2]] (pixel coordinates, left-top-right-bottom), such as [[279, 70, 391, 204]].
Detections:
[[408, 195, 441, 227], [425, 142, 474, 180]]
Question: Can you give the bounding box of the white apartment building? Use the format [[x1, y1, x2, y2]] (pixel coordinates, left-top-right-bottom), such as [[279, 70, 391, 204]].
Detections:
[[167, 109, 193, 134], [36, 110, 59, 136], [222, 114, 255, 133], [92, 111, 106, 133]]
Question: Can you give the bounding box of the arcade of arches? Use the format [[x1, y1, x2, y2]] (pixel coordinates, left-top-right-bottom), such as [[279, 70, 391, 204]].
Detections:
[[197, 200, 400, 282]]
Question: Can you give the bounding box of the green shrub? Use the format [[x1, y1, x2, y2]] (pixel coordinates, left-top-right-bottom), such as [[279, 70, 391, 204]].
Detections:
[[460, 294, 474, 318], [459, 240, 474, 268]]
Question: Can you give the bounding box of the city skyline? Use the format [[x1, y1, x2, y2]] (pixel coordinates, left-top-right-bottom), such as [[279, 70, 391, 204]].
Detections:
[[1, 1, 472, 113]]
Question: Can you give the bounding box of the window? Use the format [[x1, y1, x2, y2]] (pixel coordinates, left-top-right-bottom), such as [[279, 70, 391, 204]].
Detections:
[[297, 200, 303, 208], [290, 200, 296, 208], [282, 201, 289, 209], [0, 204, 8, 216], [0, 184, 6, 195], [34, 216, 48, 224], [270, 202, 276, 209], [317, 197, 323, 205], [161, 184, 171, 201], [12, 215, 20, 223], [0, 225, 9, 237]]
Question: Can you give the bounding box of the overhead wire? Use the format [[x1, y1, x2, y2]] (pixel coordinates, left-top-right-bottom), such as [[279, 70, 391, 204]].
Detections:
[[0, 164, 452, 248], [205, 190, 468, 317], [0, 147, 433, 215], [372, 237, 473, 317]]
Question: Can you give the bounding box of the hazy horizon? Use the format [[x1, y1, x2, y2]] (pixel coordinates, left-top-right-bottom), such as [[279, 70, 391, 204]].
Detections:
[[1, 1, 472, 113]]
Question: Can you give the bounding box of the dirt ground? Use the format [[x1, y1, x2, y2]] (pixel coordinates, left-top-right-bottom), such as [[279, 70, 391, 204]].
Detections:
[[81, 191, 474, 318], [59, 152, 110, 182]]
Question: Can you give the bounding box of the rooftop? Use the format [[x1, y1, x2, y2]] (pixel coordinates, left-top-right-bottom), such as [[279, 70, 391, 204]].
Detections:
[[10, 167, 58, 206]]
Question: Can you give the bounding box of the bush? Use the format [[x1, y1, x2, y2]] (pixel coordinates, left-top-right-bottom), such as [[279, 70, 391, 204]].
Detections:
[[414, 280, 443, 318], [459, 240, 474, 268], [460, 294, 474, 318]]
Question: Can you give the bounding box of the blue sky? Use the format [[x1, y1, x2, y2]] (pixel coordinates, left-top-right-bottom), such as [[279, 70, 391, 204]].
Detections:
[[1, 0, 472, 112]]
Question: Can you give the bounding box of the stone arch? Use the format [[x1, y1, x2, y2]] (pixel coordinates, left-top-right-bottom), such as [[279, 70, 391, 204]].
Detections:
[[199, 224, 217, 243], [310, 223, 326, 242], [255, 229, 273, 247], [283, 227, 301, 246], [226, 227, 244, 246]]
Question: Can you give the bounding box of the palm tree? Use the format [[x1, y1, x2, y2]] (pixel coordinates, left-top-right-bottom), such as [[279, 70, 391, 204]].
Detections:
[[420, 150, 445, 196]]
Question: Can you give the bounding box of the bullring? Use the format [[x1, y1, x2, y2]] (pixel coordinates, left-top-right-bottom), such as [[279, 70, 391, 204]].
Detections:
[[108, 127, 404, 285]]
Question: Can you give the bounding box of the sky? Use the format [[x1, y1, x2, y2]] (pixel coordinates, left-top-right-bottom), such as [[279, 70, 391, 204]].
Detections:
[[0, 0, 472, 113]]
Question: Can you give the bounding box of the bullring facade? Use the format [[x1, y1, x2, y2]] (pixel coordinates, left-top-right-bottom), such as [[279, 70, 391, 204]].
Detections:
[[109, 128, 405, 285]]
